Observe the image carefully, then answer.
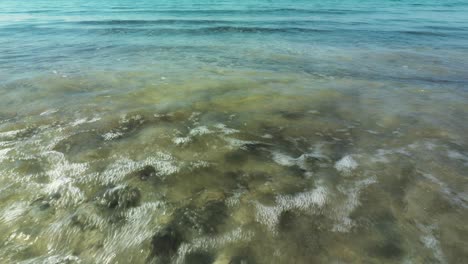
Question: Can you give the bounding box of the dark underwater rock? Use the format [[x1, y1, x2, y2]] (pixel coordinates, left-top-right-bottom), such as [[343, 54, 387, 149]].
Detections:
[[278, 210, 297, 232], [370, 242, 404, 259], [185, 251, 214, 264], [230, 255, 254, 264], [53, 131, 103, 155], [150, 226, 183, 260], [133, 165, 157, 181], [229, 248, 256, 264], [224, 150, 249, 165], [174, 200, 228, 235], [14, 158, 44, 178], [278, 110, 306, 120], [30, 197, 51, 211], [95, 185, 141, 209]]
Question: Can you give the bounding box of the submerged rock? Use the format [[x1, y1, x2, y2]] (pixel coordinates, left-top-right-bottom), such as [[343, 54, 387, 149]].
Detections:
[[229, 248, 256, 264], [224, 150, 249, 165], [185, 251, 215, 264], [195, 189, 226, 207], [150, 226, 183, 260], [174, 200, 228, 235], [132, 165, 157, 181], [30, 197, 51, 211], [370, 242, 404, 260], [149, 199, 228, 262], [95, 185, 141, 209], [230, 255, 254, 264], [53, 131, 103, 155], [278, 110, 306, 120], [14, 158, 41, 173]]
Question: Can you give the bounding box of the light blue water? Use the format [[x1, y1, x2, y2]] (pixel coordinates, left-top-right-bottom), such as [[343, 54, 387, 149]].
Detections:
[[1, 0, 468, 81], [0, 1, 467, 263]]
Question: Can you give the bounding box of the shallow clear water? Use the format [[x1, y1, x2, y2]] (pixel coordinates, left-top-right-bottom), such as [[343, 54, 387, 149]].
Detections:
[[1, 0, 468, 263]]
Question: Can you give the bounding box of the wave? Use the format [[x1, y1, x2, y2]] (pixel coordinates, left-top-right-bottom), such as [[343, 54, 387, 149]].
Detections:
[[95, 26, 332, 35], [398, 30, 449, 37], [76, 19, 233, 26], [57, 8, 376, 16]]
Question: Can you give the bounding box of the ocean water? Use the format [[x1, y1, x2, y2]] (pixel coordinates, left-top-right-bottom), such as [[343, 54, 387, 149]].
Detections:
[[1, 0, 468, 263]]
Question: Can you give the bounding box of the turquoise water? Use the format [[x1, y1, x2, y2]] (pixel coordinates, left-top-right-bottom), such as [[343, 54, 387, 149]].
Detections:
[[1, 1, 468, 263]]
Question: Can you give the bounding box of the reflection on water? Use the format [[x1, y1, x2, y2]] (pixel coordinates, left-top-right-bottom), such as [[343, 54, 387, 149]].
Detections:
[[1, 0, 468, 263]]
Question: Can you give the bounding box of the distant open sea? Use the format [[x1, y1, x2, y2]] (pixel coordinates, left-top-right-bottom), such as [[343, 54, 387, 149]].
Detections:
[[0, 1, 467, 263]]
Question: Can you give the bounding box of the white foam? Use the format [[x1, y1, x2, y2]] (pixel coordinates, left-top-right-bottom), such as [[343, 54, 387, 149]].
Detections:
[[188, 112, 201, 122], [120, 114, 142, 124], [226, 191, 244, 207], [39, 109, 58, 116], [223, 137, 260, 150], [43, 151, 88, 207], [172, 125, 215, 146], [71, 204, 108, 230], [96, 202, 167, 264], [271, 143, 331, 171], [332, 177, 376, 232], [70, 118, 88, 127], [422, 172, 468, 209], [102, 131, 124, 141], [0, 129, 26, 139], [189, 160, 211, 170], [255, 185, 328, 232], [172, 136, 191, 145], [272, 152, 296, 167], [334, 155, 358, 175], [371, 149, 391, 163], [417, 224, 447, 264], [98, 153, 180, 184], [447, 150, 468, 165], [0, 202, 28, 225], [0, 148, 12, 162], [189, 126, 212, 136], [18, 254, 81, 264], [278, 185, 328, 209], [70, 116, 101, 127], [214, 123, 239, 135], [175, 228, 253, 264], [0, 140, 15, 148]]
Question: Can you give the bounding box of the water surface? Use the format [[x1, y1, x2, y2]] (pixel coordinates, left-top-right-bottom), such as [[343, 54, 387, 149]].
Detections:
[[1, 0, 468, 263]]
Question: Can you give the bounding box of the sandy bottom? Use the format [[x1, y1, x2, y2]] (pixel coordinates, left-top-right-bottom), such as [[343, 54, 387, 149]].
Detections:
[[0, 69, 467, 263]]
